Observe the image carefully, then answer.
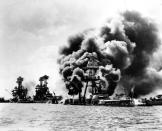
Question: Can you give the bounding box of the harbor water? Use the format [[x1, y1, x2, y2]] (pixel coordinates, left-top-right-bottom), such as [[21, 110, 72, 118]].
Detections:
[[0, 103, 162, 131]]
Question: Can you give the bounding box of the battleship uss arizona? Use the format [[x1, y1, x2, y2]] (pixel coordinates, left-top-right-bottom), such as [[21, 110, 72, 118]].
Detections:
[[62, 55, 155, 107], [62, 55, 139, 107]]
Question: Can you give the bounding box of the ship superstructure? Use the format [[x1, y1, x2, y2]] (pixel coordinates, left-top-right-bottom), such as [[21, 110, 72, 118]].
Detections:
[[10, 75, 62, 104], [11, 76, 29, 102], [33, 75, 54, 103], [64, 54, 135, 106]]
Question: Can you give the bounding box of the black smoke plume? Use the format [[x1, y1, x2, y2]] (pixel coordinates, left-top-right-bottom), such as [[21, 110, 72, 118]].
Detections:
[[58, 11, 161, 98], [123, 11, 160, 76], [60, 34, 84, 55]]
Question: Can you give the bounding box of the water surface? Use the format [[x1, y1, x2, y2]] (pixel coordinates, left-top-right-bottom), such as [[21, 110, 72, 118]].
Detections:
[[0, 103, 162, 131]]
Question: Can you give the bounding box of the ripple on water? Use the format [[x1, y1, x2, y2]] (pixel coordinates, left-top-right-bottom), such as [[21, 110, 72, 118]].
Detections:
[[1, 104, 162, 131]]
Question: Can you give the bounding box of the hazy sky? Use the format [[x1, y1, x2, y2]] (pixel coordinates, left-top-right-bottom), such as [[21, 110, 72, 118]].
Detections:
[[0, 0, 162, 98]]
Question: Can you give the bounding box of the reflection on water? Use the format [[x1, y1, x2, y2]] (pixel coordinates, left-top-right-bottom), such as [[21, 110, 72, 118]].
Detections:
[[0, 103, 162, 131]]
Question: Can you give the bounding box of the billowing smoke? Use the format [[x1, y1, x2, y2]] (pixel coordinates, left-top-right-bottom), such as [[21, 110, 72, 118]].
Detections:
[[58, 11, 161, 98], [123, 11, 160, 76], [24, 81, 36, 96]]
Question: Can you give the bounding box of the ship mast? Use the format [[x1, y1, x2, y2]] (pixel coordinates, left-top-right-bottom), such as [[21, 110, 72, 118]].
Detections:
[[83, 54, 100, 103], [12, 76, 28, 102], [34, 75, 53, 101]]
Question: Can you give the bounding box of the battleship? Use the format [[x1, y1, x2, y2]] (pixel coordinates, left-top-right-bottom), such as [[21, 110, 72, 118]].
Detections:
[[61, 54, 162, 107], [63, 54, 135, 106], [33, 75, 62, 104], [11, 76, 62, 104], [11, 76, 33, 103]]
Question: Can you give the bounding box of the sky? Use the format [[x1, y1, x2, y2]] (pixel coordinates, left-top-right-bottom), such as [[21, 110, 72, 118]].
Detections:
[[0, 0, 162, 98]]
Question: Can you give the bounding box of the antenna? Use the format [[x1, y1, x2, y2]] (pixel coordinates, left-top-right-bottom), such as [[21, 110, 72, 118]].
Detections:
[[5, 89, 12, 96]]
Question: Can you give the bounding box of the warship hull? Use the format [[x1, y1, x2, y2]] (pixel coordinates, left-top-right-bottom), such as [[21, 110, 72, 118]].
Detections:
[[98, 99, 135, 107], [64, 98, 135, 107], [33, 100, 52, 104]]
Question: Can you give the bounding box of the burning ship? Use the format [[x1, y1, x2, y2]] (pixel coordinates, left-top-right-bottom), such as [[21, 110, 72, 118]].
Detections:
[[63, 54, 134, 106], [58, 11, 162, 106]]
